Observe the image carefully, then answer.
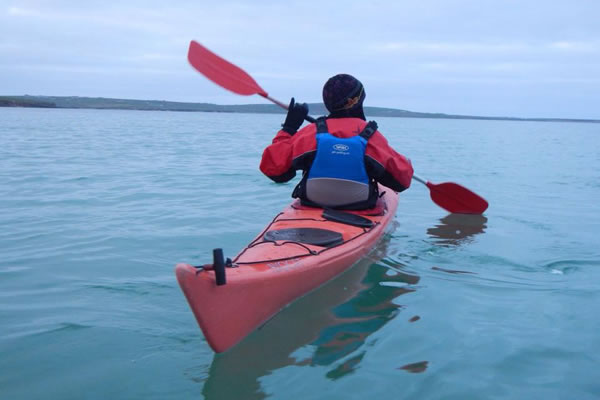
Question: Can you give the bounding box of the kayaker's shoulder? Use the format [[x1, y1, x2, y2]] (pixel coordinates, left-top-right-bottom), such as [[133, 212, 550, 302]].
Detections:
[[296, 123, 318, 136]]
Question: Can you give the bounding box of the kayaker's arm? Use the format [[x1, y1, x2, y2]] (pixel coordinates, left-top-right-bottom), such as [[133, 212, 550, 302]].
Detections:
[[364, 130, 414, 193], [259, 129, 297, 183], [260, 115, 317, 184]]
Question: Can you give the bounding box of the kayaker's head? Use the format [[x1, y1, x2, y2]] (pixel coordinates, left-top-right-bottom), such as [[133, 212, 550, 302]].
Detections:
[[323, 74, 366, 120]]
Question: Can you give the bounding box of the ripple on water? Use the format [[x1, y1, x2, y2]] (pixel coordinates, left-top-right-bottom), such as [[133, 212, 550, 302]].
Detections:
[[2, 322, 93, 341], [83, 277, 174, 296], [0, 265, 31, 274], [541, 258, 600, 275]]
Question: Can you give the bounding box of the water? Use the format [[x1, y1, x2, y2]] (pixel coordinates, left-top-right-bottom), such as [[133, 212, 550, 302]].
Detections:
[[1, 108, 599, 399]]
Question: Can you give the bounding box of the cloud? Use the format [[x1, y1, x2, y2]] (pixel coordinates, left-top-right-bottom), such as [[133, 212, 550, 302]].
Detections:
[[1, 0, 599, 118], [549, 41, 598, 52], [372, 40, 599, 56], [373, 42, 529, 54]]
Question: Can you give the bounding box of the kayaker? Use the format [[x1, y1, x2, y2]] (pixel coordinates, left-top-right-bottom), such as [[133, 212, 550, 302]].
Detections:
[[260, 74, 414, 210]]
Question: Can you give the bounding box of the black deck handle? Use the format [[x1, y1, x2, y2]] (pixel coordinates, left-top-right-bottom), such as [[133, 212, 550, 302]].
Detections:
[[213, 248, 226, 286]]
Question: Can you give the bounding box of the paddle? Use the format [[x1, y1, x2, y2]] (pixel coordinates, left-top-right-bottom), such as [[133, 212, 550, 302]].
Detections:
[[187, 40, 488, 214], [412, 175, 488, 214], [187, 40, 316, 123]]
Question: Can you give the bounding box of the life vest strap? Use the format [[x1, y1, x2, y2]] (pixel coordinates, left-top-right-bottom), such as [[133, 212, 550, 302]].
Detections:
[[315, 117, 328, 133], [359, 121, 378, 141]]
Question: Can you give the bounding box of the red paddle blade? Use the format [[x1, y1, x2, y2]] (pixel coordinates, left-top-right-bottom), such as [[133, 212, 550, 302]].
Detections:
[[187, 40, 267, 97], [427, 182, 489, 214]]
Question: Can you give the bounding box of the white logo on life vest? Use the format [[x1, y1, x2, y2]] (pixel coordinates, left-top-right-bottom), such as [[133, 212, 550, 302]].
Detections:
[[333, 144, 349, 151]]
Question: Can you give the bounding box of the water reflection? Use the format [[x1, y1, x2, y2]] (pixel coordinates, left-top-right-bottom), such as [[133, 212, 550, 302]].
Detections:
[[398, 360, 429, 373], [200, 239, 419, 399], [431, 266, 476, 274], [427, 213, 488, 246]]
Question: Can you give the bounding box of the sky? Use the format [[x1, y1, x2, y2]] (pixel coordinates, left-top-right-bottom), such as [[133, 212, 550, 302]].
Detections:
[[1, 0, 599, 119]]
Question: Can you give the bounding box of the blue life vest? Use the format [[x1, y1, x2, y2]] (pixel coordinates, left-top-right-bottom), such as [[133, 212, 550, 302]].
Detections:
[[307, 133, 369, 184], [293, 117, 379, 210]]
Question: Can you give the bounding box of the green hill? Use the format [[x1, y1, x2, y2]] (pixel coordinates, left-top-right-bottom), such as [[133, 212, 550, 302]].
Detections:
[[0, 96, 56, 108], [1, 95, 598, 123]]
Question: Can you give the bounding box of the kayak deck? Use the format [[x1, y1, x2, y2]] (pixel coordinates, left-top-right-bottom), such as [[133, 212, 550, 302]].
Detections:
[[175, 187, 399, 353]]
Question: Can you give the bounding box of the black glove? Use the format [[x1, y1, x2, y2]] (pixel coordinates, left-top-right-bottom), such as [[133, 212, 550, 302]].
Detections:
[[281, 98, 309, 135]]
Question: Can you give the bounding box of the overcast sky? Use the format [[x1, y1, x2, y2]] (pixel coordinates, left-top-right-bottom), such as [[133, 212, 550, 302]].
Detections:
[[1, 0, 599, 118]]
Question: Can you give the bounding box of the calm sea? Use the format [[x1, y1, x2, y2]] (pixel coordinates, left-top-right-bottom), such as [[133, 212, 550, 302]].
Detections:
[[1, 108, 599, 399]]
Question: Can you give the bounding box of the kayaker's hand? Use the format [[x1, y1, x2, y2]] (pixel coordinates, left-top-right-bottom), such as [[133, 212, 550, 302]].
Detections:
[[281, 98, 309, 135]]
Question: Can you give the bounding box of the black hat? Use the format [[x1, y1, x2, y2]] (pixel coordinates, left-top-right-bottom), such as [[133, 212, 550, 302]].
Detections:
[[322, 74, 366, 119]]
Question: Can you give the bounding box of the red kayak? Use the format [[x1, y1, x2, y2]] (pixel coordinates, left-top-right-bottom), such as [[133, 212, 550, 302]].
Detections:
[[175, 185, 399, 353]]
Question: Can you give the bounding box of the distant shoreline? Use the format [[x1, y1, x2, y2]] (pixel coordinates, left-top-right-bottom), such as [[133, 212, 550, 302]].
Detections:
[[1, 95, 598, 124]]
